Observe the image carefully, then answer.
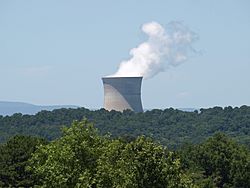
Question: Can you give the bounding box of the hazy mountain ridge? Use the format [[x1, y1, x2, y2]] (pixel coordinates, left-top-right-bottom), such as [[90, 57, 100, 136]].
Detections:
[[0, 101, 78, 116], [0, 101, 198, 116]]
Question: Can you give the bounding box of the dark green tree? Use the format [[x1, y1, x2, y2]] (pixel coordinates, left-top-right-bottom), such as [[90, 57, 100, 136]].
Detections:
[[183, 133, 250, 188], [0, 135, 47, 187]]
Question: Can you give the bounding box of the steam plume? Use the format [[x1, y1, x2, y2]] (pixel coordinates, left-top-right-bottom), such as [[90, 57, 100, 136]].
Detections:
[[111, 21, 198, 79]]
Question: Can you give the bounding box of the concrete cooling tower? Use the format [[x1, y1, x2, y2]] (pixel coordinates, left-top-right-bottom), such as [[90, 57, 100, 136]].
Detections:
[[102, 77, 143, 112]]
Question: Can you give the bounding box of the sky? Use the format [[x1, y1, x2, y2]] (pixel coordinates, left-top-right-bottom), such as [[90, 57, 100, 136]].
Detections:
[[0, 0, 250, 109]]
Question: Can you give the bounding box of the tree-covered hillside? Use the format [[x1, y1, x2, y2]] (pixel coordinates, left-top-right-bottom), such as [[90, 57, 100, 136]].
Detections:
[[0, 106, 249, 149], [1, 120, 249, 187]]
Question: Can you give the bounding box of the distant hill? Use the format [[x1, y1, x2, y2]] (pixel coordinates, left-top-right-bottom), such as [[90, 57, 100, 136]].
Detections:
[[0, 101, 78, 116], [0, 105, 249, 149]]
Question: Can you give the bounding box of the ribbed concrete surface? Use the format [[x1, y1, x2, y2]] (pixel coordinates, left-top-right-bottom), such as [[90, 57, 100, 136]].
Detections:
[[102, 77, 143, 112]]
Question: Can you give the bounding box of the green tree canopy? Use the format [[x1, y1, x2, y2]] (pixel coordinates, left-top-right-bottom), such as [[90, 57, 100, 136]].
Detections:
[[29, 120, 195, 187], [94, 136, 193, 188], [179, 133, 250, 188], [0, 135, 47, 187], [1, 106, 250, 149]]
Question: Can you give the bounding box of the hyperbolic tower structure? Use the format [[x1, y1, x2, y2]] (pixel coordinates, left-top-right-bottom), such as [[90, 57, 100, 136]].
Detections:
[[102, 77, 143, 112]]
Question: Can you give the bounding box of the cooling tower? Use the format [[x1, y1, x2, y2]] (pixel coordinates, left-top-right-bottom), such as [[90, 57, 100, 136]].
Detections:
[[102, 77, 143, 112]]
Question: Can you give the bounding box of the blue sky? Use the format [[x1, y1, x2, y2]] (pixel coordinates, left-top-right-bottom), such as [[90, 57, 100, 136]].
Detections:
[[0, 0, 250, 109]]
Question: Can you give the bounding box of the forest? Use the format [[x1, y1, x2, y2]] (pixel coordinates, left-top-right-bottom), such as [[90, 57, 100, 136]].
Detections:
[[0, 120, 249, 187], [0, 106, 249, 149], [0, 106, 250, 187]]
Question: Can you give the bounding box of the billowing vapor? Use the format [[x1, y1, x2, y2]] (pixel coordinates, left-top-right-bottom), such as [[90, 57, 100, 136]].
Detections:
[[111, 21, 198, 79]]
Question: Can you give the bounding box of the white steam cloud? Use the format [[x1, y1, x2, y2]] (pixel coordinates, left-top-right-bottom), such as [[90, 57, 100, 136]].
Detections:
[[111, 21, 198, 79]]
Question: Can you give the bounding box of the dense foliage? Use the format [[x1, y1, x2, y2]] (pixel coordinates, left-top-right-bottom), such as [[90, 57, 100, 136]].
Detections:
[[28, 120, 194, 187], [0, 120, 249, 187], [0, 106, 249, 149], [0, 135, 47, 187], [179, 133, 250, 187]]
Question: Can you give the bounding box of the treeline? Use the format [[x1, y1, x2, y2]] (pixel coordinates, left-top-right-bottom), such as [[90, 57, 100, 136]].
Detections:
[[0, 120, 249, 187], [0, 106, 249, 149]]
